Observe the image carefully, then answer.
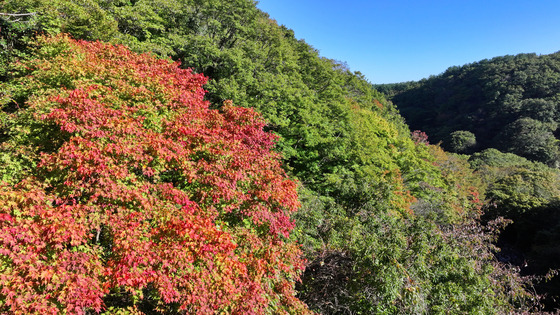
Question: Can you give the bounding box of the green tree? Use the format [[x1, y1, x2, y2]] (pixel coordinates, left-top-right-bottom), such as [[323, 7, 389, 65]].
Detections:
[[446, 130, 477, 154], [382, 51, 560, 165]]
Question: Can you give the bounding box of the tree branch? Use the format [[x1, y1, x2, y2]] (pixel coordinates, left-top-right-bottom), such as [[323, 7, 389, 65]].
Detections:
[[0, 12, 37, 17]]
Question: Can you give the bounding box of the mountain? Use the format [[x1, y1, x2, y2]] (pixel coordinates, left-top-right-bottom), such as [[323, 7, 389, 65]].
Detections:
[[377, 52, 560, 166]]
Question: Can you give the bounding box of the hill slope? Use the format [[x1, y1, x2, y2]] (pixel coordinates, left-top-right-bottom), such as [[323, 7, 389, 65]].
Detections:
[[378, 52, 560, 165], [380, 52, 560, 311]]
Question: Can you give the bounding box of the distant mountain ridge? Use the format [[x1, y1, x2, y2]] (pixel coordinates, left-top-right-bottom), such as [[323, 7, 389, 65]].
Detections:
[[377, 51, 560, 165]]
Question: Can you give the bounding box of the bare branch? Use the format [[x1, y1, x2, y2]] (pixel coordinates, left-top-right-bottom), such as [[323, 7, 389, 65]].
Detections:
[[0, 12, 37, 17]]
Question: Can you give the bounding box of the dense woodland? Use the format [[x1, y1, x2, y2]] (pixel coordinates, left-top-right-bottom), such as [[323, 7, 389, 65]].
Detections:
[[377, 53, 560, 163], [378, 52, 560, 313], [0, 0, 557, 314]]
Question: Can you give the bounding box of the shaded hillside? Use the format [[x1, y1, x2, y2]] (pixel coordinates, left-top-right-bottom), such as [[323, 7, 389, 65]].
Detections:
[[0, 0, 546, 313], [378, 52, 560, 165]]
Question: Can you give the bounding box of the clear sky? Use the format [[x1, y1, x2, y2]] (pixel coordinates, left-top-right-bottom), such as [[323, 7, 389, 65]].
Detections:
[[255, 0, 560, 84]]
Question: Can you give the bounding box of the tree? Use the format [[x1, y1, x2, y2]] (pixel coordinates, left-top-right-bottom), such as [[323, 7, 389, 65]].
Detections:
[[0, 35, 309, 314], [446, 130, 477, 154]]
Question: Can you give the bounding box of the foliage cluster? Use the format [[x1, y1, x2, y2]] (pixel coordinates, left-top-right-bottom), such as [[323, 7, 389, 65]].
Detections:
[[379, 51, 560, 309], [0, 35, 307, 314]]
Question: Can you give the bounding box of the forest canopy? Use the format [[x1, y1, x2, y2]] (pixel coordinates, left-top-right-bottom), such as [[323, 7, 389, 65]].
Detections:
[[0, 0, 552, 313]]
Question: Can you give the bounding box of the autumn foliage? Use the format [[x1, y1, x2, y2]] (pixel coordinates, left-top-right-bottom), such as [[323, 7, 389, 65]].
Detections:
[[0, 35, 308, 314]]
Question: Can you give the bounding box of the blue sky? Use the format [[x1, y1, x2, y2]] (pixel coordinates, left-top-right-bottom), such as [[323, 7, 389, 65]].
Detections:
[[255, 0, 560, 84]]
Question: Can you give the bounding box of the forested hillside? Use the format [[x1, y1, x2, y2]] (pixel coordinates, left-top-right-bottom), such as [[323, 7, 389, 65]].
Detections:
[[0, 0, 550, 313], [377, 52, 560, 164], [379, 52, 560, 312]]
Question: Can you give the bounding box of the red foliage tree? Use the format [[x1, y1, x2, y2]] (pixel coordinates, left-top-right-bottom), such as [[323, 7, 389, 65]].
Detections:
[[0, 35, 309, 314]]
